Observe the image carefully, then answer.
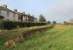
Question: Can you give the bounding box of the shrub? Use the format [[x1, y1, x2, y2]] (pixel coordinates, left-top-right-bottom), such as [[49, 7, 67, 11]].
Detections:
[[0, 20, 47, 30], [0, 20, 17, 29]]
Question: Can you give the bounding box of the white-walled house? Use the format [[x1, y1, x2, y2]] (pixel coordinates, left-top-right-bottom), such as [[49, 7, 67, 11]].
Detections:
[[0, 5, 19, 21], [0, 5, 36, 22], [16, 12, 36, 22]]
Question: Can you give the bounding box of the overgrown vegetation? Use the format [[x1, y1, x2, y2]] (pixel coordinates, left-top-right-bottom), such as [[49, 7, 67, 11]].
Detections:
[[0, 25, 73, 50], [0, 25, 53, 49]]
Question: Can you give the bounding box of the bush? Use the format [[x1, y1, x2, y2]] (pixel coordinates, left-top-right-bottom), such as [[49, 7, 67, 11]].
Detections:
[[0, 20, 47, 30], [0, 20, 17, 29]]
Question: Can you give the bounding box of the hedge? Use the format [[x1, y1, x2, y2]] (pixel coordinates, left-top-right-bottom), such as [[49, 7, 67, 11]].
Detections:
[[0, 20, 47, 30]]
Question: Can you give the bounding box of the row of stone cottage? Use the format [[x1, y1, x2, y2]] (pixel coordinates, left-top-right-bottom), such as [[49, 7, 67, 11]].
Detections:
[[0, 5, 37, 22]]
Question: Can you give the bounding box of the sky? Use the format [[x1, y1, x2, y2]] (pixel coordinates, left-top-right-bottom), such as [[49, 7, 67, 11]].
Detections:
[[0, 0, 73, 23]]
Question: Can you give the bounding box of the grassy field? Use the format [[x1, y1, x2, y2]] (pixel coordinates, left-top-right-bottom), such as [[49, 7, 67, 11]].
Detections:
[[1, 24, 73, 50]]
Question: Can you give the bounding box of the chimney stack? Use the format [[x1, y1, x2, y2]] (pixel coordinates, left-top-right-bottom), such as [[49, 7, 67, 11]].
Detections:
[[14, 9, 18, 12], [2, 4, 7, 8]]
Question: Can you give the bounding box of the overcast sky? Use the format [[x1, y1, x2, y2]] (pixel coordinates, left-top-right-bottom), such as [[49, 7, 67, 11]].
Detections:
[[0, 0, 73, 23]]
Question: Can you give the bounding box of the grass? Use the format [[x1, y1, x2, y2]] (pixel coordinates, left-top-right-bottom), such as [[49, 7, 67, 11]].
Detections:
[[1, 24, 73, 50]]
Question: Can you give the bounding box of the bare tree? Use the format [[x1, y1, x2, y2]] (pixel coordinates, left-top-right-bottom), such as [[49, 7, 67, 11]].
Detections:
[[39, 14, 46, 23]]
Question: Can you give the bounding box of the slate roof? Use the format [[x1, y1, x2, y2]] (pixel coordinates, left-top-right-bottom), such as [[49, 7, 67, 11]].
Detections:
[[0, 6, 17, 14]]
